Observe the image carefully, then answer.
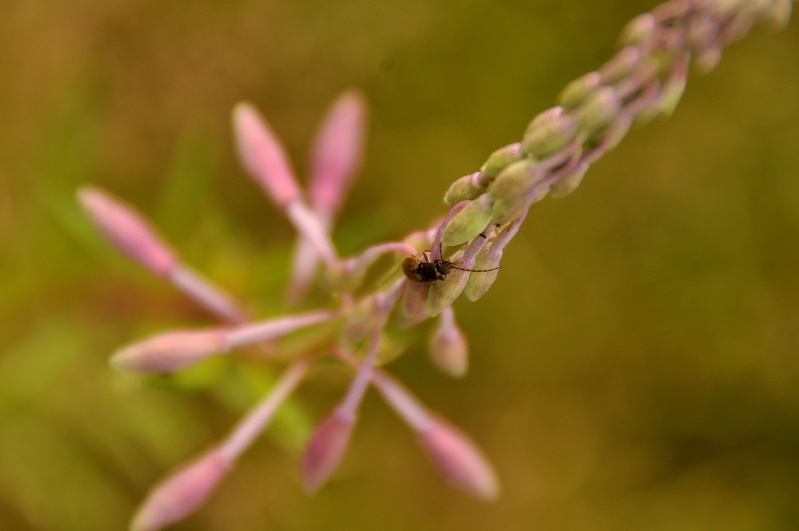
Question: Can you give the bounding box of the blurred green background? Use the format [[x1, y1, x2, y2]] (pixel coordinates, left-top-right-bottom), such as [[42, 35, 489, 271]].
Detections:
[[2, 1, 799, 530]]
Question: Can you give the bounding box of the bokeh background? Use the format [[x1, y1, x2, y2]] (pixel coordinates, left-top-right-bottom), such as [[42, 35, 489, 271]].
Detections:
[[2, 1, 799, 530]]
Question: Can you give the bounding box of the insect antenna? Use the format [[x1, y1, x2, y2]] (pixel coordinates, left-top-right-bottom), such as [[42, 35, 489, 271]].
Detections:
[[449, 264, 502, 273]]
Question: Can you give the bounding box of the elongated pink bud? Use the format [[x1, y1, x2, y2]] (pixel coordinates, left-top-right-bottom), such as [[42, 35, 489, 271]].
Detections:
[[131, 448, 232, 531], [232, 102, 301, 209], [111, 330, 228, 373], [428, 308, 468, 378], [77, 186, 177, 277], [301, 408, 356, 493], [418, 416, 500, 501], [309, 90, 368, 219]]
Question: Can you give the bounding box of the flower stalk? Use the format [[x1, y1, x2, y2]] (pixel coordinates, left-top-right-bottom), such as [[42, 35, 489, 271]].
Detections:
[[77, 1, 794, 527]]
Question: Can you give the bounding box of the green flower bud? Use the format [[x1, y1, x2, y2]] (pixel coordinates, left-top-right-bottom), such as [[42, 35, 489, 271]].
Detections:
[[577, 87, 622, 137], [427, 267, 470, 317], [479, 143, 525, 178], [441, 194, 494, 247], [558, 72, 602, 109], [550, 161, 589, 198], [521, 107, 579, 158], [602, 114, 632, 152], [659, 72, 687, 118], [486, 158, 545, 225], [463, 247, 502, 301], [444, 172, 488, 207], [599, 46, 642, 85], [620, 13, 656, 46]]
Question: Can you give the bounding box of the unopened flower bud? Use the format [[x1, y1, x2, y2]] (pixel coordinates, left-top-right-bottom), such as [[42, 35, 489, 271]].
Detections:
[[577, 86, 622, 136], [488, 159, 547, 225], [441, 194, 494, 247], [658, 66, 688, 118], [427, 264, 471, 317], [111, 330, 228, 373], [550, 161, 589, 198], [521, 107, 579, 158], [558, 71, 602, 109], [232, 102, 301, 209], [444, 172, 488, 206], [479, 142, 525, 179], [309, 90, 367, 219], [301, 408, 357, 493], [417, 416, 500, 501], [463, 247, 502, 301], [428, 308, 468, 377], [77, 186, 178, 277], [131, 448, 232, 531], [599, 46, 642, 85], [396, 280, 431, 328], [619, 13, 656, 46]]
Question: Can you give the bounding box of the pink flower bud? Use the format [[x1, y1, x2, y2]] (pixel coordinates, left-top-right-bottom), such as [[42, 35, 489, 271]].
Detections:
[[309, 90, 368, 219], [301, 408, 356, 493], [131, 448, 232, 531], [77, 186, 177, 277], [428, 308, 469, 378], [111, 330, 228, 373], [232, 102, 301, 209], [417, 416, 500, 501]]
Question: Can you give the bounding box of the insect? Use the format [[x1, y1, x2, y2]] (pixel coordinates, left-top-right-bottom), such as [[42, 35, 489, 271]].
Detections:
[[402, 247, 501, 284]]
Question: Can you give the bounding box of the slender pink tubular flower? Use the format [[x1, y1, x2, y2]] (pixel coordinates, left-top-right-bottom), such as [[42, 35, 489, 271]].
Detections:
[[78, 185, 248, 323], [301, 407, 356, 493], [417, 416, 500, 501], [77, 186, 178, 277], [308, 90, 368, 220], [133, 357, 311, 531], [301, 332, 380, 491], [286, 90, 368, 303], [232, 102, 302, 209], [334, 348, 500, 500], [131, 448, 232, 531], [111, 310, 334, 373], [233, 102, 338, 266]]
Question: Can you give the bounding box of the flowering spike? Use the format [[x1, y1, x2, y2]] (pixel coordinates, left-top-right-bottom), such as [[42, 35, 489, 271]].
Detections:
[[131, 448, 232, 531], [309, 90, 368, 219], [417, 416, 500, 501], [232, 102, 301, 209], [301, 408, 357, 493], [77, 186, 178, 277]]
